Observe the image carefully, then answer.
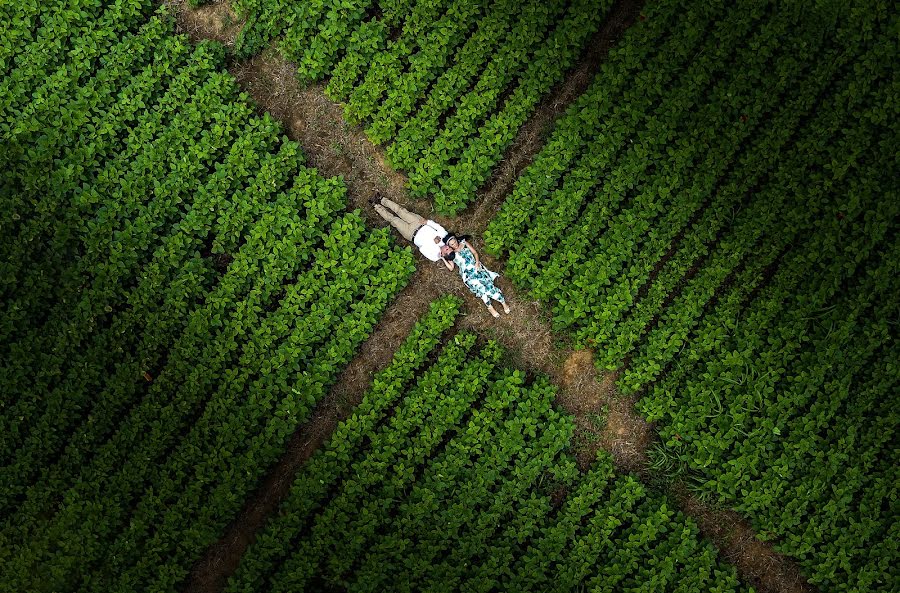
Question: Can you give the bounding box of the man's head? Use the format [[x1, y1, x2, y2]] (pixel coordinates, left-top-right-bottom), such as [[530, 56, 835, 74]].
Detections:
[[440, 245, 455, 260]]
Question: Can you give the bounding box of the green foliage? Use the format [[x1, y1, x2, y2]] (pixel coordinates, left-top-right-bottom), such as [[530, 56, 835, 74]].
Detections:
[[231, 0, 616, 213], [229, 319, 750, 593], [485, 0, 900, 588], [0, 3, 413, 591]]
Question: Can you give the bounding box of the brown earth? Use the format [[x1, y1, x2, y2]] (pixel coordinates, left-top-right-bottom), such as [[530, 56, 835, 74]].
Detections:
[[167, 4, 816, 593], [676, 489, 816, 593], [165, 0, 243, 44]]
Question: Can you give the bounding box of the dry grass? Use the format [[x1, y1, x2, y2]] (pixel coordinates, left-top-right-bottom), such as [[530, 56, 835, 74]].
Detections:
[[164, 0, 243, 44]]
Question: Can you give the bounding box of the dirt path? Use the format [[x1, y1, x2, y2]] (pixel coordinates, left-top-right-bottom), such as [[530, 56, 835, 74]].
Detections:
[[181, 280, 434, 593], [677, 490, 816, 593], [167, 3, 814, 593], [458, 0, 646, 228]]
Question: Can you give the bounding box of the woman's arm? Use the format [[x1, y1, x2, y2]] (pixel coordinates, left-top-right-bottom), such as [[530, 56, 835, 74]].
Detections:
[[466, 242, 482, 270]]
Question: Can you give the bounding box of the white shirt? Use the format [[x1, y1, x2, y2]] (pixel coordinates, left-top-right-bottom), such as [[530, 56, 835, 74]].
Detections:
[[413, 220, 447, 261]]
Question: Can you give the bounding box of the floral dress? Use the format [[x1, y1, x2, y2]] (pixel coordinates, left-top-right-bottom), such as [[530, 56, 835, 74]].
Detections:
[[454, 242, 505, 305]]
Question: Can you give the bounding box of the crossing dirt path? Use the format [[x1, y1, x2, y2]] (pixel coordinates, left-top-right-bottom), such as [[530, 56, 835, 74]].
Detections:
[[165, 3, 813, 592]]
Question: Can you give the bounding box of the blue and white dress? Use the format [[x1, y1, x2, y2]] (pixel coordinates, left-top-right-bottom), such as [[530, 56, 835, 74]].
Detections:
[[453, 242, 505, 305]]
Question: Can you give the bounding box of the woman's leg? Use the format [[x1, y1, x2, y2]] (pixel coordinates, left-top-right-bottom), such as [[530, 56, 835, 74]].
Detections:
[[492, 293, 510, 314], [482, 295, 500, 318], [374, 204, 418, 241], [381, 197, 424, 227]]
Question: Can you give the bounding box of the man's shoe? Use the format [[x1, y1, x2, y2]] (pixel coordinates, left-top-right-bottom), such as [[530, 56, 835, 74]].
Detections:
[[369, 192, 383, 206]]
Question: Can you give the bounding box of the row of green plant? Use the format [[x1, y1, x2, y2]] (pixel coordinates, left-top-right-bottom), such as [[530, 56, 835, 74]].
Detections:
[[484, 0, 898, 588], [429, 0, 615, 213], [2, 42, 256, 459], [1, 2, 180, 297], [497, 0, 768, 292], [1, 18, 286, 483], [334, 0, 487, 127], [598, 24, 897, 591], [227, 297, 752, 593], [402, 0, 608, 212], [353, 0, 500, 143], [0, 5, 415, 592], [506, 464, 747, 593], [483, 0, 717, 256], [225, 0, 615, 213], [617, 38, 893, 391], [376, 0, 530, 168]]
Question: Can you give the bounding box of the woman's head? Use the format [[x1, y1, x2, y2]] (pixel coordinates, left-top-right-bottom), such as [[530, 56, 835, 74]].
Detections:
[[443, 234, 460, 249]]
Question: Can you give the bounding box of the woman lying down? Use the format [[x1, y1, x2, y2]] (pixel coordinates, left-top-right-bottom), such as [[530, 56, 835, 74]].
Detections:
[[440, 233, 510, 318]]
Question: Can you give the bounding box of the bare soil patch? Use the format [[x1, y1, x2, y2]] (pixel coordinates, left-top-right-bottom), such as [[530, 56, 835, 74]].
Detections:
[[676, 488, 816, 593], [557, 354, 654, 473], [165, 0, 243, 44]]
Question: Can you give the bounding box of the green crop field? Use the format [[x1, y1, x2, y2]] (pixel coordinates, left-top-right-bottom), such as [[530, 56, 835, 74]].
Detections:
[[486, 0, 898, 589], [229, 0, 615, 213], [1, 0, 897, 592], [228, 297, 750, 593], [1, 6, 414, 590]]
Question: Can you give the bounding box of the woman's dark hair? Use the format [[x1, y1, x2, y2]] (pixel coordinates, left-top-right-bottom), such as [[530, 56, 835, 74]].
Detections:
[[443, 232, 472, 244]]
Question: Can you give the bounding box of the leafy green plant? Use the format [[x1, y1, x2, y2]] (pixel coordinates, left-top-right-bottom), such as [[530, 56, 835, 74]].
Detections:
[[482, 0, 898, 588], [230, 0, 616, 213], [228, 313, 748, 593], [0, 8, 416, 590]]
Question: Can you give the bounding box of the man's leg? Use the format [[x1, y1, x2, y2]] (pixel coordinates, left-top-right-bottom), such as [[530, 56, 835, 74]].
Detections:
[[381, 198, 424, 227], [374, 204, 418, 241]]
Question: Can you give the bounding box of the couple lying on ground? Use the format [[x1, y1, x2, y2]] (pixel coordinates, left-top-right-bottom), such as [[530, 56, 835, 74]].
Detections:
[[371, 194, 511, 318]]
